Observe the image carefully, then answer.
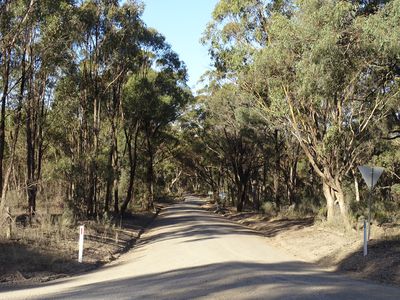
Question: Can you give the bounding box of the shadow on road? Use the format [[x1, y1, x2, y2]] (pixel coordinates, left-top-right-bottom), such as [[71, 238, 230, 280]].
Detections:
[[46, 261, 399, 300], [135, 201, 264, 248], [3, 197, 400, 299]]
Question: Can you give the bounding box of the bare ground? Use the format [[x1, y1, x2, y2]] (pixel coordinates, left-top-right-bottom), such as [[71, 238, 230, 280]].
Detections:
[[202, 201, 400, 286], [0, 209, 160, 285]]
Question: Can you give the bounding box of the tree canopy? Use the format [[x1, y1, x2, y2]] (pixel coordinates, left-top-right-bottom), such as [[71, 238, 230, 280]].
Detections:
[[0, 0, 399, 229]]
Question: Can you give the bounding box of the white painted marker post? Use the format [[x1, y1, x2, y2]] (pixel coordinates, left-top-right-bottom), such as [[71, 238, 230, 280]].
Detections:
[[78, 225, 84, 263], [363, 219, 367, 256]]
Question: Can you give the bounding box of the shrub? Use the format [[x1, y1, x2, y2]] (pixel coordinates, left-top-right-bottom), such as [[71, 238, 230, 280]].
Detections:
[[261, 202, 277, 217]]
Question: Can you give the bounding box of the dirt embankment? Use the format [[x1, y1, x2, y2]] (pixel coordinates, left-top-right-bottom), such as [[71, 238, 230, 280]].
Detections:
[[0, 209, 161, 285], [203, 201, 400, 286]]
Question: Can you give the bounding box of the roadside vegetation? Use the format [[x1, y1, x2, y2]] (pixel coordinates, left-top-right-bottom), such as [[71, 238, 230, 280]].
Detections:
[[0, 0, 399, 285], [181, 0, 400, 230], [187, 0, 400, 285], [0, 0, 188, 282]]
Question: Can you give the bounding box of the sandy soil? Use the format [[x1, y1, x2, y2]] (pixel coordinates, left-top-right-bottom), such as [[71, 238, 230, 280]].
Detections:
[[203, 201, 400, 286]]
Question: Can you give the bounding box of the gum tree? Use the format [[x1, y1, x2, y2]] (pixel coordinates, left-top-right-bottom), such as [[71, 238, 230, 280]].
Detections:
[[256, 0, 400, 225]]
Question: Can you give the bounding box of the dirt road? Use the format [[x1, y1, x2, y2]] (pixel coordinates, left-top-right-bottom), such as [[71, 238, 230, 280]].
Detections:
[[1, 196, 399, 299]]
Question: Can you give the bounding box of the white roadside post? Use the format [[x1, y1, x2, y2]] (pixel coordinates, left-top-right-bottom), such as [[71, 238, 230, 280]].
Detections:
[[358, 165, 384, 257], [363, 219, 367, 256], [78, 225, 85, 263]]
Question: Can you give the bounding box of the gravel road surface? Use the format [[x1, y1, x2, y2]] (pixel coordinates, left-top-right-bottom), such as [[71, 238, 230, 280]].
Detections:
[[1, 196, 399, 299]]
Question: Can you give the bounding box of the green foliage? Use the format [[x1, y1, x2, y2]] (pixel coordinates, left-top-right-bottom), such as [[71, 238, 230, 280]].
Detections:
[[1, 0, 399, 229], [0, 0, 192, 218], [194, 0, 400, 225], [261, 201, 277, 217]]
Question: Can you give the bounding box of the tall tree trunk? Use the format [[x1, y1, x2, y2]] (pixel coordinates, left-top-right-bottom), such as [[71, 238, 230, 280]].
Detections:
[[113, 133, 119, 213], [322, 181, 335, 222], [0, 55, 25, 209], [146, 134, 154, 210], [105, 141, 113, 212], [168, 169, 182, 194], [322, 177, 351, 229], [0, 48, 10, 200], [252, 178, 260, 211], [120, 125, 139, 214], [273, 129, 281, 209], [88, 94, 100, 216], [106, 85, 122, 213], [262, 154, 268, 202], [105, 117, 115, 213], [25, 56, 35, 213], [87, 165, 96, 216], [353, 170, 360, 202], [334, 178, 350, 228], [287, 152, 299, 205], [26, 78, 45, 213], [236, 180, 247, 212]]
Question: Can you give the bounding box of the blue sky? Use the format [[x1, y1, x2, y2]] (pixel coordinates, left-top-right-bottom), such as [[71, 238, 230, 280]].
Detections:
[[141, 0, 219, 92]]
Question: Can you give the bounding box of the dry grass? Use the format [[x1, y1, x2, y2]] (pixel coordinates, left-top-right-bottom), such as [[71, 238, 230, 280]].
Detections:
[[0, 210, 156, 284]]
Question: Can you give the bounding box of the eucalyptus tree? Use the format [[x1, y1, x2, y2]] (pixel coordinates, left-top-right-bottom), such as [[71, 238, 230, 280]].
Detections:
[[72, 0, 113, 215], [202, 0, 292, 75], [53, 0, 149, 216], [202, 0, 300, 211], [0, 0, 38, 207], [0, 0, 192, 219], [0, 0, 77, 212], [201, 0, 400, 221], [100, 1, 145, 213], [255, 0, 400, 225], [26, 0, 78, 213], [121, 46, 191, 210]]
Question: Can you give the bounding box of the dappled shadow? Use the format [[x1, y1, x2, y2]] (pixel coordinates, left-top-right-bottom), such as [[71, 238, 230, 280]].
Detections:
[[3, 198, 400, 299], [135, 201, 264, 248], [254, 218, 315, 237], [204, 200, 315, 238], [44, 261, 400, 300], [118, 211, 155, 231], [335, 239, 400, 285]]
